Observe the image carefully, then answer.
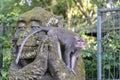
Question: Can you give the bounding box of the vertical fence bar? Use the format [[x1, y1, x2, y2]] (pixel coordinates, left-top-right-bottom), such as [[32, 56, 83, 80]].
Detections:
[[97, 10, 102, 80], [0, 24, 3, 67], [0, 24, 4, 77], [119, 49, 120, 79]]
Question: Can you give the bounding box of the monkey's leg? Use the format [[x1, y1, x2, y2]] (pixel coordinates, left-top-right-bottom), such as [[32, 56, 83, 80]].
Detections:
[[48, 32, 66, 67], [56, 41, 66, 67]]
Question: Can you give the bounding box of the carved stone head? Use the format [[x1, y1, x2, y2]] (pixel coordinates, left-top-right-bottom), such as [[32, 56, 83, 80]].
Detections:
[[13, 7, 63, 59]]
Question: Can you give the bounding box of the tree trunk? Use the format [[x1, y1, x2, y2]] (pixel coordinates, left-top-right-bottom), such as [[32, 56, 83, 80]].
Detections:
[[65, 0, 72, 28]]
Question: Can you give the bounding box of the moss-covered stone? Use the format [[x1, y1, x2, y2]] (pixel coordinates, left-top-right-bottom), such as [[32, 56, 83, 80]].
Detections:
[[8, 7, 85, 80]]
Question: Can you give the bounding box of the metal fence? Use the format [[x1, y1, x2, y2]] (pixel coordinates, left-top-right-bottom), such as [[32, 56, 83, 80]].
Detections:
[[74, 8, 120, 80], [97, 8, 120, 80]]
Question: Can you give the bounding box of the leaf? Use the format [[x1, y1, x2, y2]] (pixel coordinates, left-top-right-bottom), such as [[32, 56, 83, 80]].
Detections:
[[103, 65, 111, 70]]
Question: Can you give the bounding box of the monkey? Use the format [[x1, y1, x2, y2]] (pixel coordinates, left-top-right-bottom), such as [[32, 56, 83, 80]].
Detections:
[[15, 26, 85, 75]]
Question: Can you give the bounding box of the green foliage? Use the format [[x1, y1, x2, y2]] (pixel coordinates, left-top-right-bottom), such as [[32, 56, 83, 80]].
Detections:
[[0, 55, 13, 80], [52, 0, 67, 18], [80, 34, 97, 78], [0, 11, 18, 79], [102, 31, 120, 54], [113, 0, 120, 7]]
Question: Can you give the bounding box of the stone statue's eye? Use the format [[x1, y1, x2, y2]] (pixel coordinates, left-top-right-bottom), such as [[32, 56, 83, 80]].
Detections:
[[31, 21, 40, 29], [18, 22, 26, 30]]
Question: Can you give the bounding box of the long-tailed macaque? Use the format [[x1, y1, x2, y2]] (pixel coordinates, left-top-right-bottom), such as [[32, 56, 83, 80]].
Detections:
[[15, 26, 85, 75]]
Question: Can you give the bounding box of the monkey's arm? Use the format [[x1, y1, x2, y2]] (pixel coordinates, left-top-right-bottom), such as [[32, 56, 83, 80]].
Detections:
[[71, 50, 80, 75], [71, 50, 80, 69]]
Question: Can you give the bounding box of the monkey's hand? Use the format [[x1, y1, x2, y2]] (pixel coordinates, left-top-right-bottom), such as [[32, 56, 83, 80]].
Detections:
[[60, 60, 71, 72], [66, 66, 75, 75], [60, 60, 66, 68], [71, 69, 77, 76], [66, 66, 71, 71], [66, 66, 77, 76]]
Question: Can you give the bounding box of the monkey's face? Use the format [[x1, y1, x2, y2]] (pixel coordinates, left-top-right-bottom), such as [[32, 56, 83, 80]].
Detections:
[[75, 37, 85, 49]]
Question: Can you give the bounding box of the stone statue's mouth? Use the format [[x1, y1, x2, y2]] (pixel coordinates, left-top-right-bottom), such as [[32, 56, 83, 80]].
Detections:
[[20, 51, 37, 59], [17, 46, 38, 59], [18, 45, 38, 50], [17, 43, 38, 47]]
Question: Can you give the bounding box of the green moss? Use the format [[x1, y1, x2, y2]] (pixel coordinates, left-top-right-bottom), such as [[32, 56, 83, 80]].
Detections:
[[18, 7, 54, 26]]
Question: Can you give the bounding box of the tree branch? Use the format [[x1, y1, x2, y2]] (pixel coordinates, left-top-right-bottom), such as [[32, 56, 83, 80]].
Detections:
[[73, 0, 92, 25]]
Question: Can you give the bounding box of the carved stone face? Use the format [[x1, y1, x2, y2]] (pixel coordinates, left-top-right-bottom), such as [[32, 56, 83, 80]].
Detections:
[[13, 7, 63, 59]]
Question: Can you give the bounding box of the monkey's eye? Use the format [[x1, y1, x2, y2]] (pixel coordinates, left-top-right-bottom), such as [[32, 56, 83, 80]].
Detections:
[[77, 40, 81, 42], [78, 38, 85, 42], [31, 20, 40, 29]]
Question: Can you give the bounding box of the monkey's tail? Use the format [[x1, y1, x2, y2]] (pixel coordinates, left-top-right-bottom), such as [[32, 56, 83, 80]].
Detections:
[[15, 26, 50, 64]]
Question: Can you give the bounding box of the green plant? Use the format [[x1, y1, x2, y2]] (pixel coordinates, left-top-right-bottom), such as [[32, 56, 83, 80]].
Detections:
[[0, 12, 18, 79]]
